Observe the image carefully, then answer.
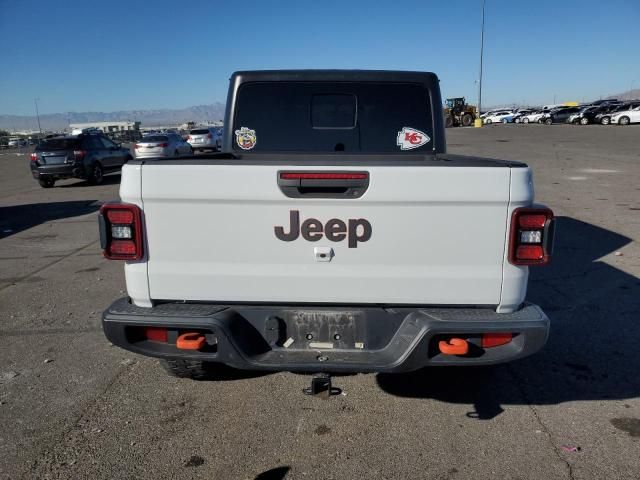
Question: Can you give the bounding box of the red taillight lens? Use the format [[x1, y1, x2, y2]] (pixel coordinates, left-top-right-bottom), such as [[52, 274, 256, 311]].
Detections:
[[99, 203, 144, 260], [516, 245, 544, 260], [145, 327, 168, 342], [509, 207, 554, 266], [106, 209, 134, 224], [134, 144, 141, 149], [207, 133, 213, 139], [157, 143, 168, 148], [482, 333, 513, 348], [73, 150, 86, 160], [30, 152, 38, 162]]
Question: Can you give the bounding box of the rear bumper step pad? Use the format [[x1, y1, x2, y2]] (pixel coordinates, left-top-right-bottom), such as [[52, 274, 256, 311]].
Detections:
[[102, 297, 549, 373]]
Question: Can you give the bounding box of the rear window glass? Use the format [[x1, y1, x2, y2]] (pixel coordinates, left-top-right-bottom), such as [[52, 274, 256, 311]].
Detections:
[[36, 138, 79, 150], [190, 129, 210, 135], [141, 135, 168, 142], [233, 82, 433, 152]]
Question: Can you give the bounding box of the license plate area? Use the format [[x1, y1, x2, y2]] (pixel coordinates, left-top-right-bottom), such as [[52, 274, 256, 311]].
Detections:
[[284, 310, 363, 350]]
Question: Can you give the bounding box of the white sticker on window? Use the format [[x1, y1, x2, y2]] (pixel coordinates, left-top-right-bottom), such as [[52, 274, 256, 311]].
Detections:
[[235, 127, 257, 150], [396, 127, 430, 150]]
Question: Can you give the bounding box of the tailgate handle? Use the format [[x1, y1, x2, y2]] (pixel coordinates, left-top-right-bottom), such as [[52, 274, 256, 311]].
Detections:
[[278, 171, 369, 199]]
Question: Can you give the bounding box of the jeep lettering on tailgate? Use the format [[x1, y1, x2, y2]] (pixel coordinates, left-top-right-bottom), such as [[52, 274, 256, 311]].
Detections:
[[275, 210, 372, 248]]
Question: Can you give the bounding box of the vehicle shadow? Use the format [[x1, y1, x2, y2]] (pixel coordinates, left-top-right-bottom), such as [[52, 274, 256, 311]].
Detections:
[[0, 200, 101, 238], [377, 216, 639, 419], [57, 173, 121, 188]]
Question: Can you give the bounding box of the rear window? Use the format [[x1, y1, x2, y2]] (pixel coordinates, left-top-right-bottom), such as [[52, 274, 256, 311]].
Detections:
[[190, 129, 210, 135], [233, 82, 434, 152], [36, 138, 79, 150], [141, 135, 168, 142]]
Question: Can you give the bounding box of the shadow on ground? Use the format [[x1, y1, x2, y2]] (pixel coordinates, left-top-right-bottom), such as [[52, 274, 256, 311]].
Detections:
[[57, 173, 121, 188], [0, 200, 100, 238], [377, 216, 640, 419]]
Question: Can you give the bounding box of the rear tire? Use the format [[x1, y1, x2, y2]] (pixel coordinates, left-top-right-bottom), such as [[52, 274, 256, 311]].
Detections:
[[619, 116, 630, 126], [461, 113, 473, 127], [485, 119, 492, 124], [523, 118, 530, 124], [544, 118, 553, 125], [502, 118, 508, 124], [161, 359, 244, 381], [601, 116, 611, 125], [445, 116, 454, 128], [38, 178, 55, 188], [87, 163, 104, 185], [580, 117, 589, 125]]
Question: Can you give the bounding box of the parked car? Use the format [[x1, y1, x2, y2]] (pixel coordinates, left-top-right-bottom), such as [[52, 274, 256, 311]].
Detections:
[[569, 106, 599, 125], [483, 110, 514, 124], [610, 105, 640, 125], [520, 110, 545, 124], [30, 132, 132, 188], [596, 102, 640, 125], [540, 107, 581, 125], [134, 133, 193, 159], [512, 109, 534, 123], [187, 127, 222, 151], [7, 137, 27, 147]]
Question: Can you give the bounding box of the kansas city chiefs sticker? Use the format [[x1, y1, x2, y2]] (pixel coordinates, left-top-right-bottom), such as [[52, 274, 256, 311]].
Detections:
[[396, 127, 430, 150]]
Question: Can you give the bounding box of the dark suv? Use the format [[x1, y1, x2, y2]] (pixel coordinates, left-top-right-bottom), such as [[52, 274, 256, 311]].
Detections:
[[30, 133, 132, 188]]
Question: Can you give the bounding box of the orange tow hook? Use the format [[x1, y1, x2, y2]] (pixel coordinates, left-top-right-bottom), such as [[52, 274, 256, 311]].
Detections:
[[176, 332, 206, 351], [438, 338, 469, 356]]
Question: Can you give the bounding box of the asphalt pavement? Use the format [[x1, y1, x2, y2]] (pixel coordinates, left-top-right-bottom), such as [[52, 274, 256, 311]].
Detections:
[[1, 124, 639, 480]]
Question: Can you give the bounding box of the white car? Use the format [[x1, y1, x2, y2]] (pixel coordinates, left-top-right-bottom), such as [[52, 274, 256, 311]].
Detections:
[[520, 111, 546, 124], [610, 106, 640, 125], [187, 127, 223, 151], [7, 137, 27, 147], [134, 133, 193, 159], [483, 111, 514, 124]]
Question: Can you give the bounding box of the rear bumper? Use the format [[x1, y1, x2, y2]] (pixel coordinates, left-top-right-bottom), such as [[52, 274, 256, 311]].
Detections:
[[30, 163, 84, 180], [102, 298, 549, 373]]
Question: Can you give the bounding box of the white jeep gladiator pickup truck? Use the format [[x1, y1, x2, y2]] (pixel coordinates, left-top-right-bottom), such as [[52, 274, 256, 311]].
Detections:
[[100, 70, 555, 380]]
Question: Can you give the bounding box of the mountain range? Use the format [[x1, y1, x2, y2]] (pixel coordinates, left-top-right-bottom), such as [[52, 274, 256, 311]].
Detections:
[[0, 103, 226, 132]]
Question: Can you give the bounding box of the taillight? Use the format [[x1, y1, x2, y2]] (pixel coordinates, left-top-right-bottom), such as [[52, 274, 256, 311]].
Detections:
[[207, 133, 212, 139], [158, 143, 168, 148], [30, 152, 38, 162], [74, 150, 86, 160], [99, 203, 144, 260], [508, 207, 554, 266], [187, 136, 192, 141], [134, 144, 141, 149]]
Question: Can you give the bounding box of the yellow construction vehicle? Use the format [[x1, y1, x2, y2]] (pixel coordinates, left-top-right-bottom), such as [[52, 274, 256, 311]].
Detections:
[[444, 97, 477, 127]]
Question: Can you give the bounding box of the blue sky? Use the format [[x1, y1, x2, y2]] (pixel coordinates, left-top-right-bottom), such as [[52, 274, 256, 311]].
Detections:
[[0, 0, 638, 115]]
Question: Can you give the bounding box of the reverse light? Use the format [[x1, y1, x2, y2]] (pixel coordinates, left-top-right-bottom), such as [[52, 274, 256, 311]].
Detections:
[[99, 203, 144, 260], [508, 207, 554, 266]]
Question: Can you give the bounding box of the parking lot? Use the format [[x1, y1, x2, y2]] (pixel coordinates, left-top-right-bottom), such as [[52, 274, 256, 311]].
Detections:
[[1, 124, 639, 479]]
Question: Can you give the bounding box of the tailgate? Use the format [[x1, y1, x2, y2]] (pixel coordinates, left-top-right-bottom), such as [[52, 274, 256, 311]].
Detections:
[[141, 164, 511, 305]]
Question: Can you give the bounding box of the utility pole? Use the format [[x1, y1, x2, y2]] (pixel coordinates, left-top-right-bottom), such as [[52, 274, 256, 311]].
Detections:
[[34, 98, 42, 138], [475, 0, 486, 127]]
